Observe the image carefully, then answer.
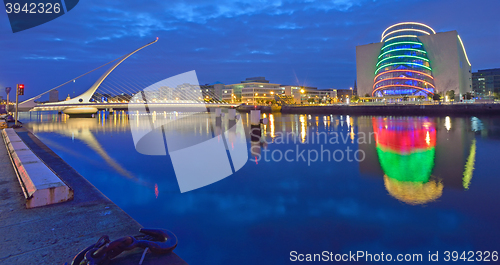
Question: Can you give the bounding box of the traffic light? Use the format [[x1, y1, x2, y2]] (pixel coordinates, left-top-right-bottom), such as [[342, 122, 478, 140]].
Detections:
[[17, 84, 24, 95]]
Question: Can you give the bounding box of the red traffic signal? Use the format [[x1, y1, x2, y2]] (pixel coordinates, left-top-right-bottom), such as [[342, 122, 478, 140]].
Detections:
[[17, 84, 24, 95]]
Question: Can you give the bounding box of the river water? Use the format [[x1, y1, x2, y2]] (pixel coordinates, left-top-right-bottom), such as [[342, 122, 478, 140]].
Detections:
[[19, 111, 500, 264]]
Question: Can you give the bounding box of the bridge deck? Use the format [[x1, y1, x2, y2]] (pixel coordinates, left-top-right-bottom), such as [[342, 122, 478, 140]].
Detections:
[[30, 102, 238, 112]]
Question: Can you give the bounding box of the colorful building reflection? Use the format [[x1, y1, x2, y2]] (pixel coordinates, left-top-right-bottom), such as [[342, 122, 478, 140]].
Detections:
[[373, 117, 443, 205]]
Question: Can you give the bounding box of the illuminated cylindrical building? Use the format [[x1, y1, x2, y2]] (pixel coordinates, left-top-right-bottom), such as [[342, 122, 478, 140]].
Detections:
[[373, 22, 436, 97]]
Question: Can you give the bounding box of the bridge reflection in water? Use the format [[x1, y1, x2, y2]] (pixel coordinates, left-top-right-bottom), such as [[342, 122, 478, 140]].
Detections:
[[24, 111, 479, 205], [27, 111, 139, 182], [25, 110, 247, 189]]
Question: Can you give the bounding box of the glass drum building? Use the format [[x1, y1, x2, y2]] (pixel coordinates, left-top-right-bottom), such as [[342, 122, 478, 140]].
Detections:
[[373, 22, 436, 97], [356, 22, 471, 101]]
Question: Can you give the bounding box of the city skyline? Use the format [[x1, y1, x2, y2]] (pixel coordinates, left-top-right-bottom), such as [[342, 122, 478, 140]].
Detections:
[[1, 0, 499, 100]]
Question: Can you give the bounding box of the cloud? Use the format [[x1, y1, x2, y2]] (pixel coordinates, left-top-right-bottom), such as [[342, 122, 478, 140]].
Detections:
[[306, 0, 366, 11], [276, 22, 303, 29], [22, 55, 67, 60], [250, 50, 274, 55], [125, 0, 366, 24]]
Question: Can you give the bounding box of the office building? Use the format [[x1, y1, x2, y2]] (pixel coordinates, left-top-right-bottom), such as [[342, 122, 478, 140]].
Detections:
[[49, 90, 59, 102], [472, 68, 500, 96], [200, 82, 225, 101], [222, 77, 282, 104]]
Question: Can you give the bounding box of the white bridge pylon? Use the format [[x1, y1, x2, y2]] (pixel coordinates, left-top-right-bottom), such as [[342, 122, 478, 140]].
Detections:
[[21, 38, 159, 109], [64, 38, 159, 105]]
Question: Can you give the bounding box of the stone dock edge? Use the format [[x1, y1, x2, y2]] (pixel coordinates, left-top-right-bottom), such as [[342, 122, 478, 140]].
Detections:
[[2, 128, 74, 208], [0, 127, 186, 264]]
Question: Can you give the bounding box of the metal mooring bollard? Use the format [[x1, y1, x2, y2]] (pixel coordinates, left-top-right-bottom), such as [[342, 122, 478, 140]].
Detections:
[[250, 110, 268, 142], [227, 108, 239, 128], [215, 108, 224, 126]]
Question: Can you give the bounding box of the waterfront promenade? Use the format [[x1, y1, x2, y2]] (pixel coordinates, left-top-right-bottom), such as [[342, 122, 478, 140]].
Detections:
[[0, 128, 186, 264]]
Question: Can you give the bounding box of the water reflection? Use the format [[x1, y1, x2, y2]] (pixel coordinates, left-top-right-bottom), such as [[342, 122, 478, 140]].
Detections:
[[359, 115, 479, 205], [269, 114, 275, 138], [25, 111, 482, 206], [27, 110, 249, 193], [445, 116, 451, 131], [17, 112, 500, 265], [300, 115, 306, 143], [373, 117, 443, 205], [27, 111, 139, 181], [463, 139, 476, 190]]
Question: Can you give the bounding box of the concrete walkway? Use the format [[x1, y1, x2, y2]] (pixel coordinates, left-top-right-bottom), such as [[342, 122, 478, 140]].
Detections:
[[0, 128, 186, 264]]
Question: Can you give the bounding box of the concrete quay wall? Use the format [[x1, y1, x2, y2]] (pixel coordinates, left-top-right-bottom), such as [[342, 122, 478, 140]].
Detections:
[[0, 128, 187, 264]]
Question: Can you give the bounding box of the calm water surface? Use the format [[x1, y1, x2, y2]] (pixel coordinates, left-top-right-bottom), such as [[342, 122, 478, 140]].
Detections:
[[19, 111, 500, 264]]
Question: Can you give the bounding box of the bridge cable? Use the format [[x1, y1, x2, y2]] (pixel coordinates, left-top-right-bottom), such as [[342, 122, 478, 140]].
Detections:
[[21, 55, 127, 104]]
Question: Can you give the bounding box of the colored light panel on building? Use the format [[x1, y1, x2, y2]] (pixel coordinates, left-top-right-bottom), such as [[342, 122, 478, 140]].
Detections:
[[373, 22, 436, 97]]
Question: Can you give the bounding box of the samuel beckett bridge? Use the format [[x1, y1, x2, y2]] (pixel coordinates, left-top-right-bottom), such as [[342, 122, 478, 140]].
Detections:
[[18, 38, 237, 116]]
